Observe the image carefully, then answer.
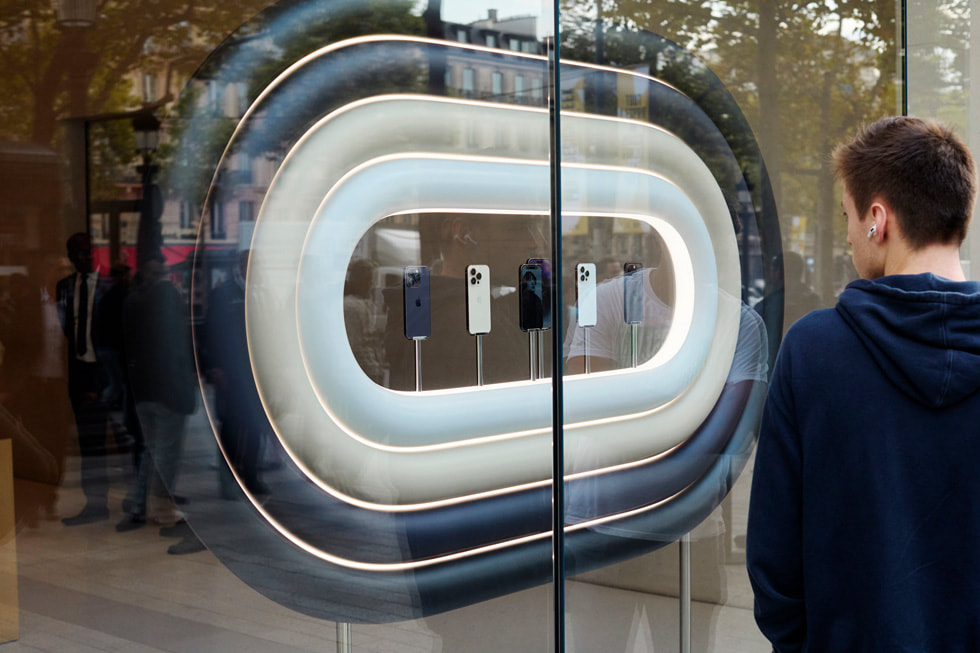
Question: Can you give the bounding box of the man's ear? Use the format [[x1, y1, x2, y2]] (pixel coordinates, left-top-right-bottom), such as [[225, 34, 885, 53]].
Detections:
[[868, 200, 891, 240]]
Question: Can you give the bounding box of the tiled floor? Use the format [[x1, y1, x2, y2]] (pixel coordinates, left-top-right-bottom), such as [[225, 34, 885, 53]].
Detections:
[[3, 411, 769, 652]]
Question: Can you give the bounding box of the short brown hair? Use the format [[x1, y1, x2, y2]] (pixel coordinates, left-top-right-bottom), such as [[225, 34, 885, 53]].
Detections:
[[832, 116, 977, 248]]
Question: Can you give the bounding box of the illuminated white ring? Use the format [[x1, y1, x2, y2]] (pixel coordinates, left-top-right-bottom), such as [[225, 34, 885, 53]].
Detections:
[[246, 98, 741, 504], [297, 156, 708, 441]]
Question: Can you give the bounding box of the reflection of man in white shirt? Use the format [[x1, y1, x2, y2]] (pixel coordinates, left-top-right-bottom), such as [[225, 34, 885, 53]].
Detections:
[[56, 232, 116, 525], [73, 267, 99, 364], [564, 266, 674, 373]]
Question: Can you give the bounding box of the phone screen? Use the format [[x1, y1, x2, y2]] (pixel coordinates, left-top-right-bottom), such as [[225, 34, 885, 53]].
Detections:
[[403, 266, 431, 339], [525, 258, 552, 330], [519, 263, 546, 332], [623, 261, 643, 325]]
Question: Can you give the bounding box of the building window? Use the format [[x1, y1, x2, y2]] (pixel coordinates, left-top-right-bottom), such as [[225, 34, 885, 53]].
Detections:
[[509, 38, 520, 51], [462, 68, 475, 98], [515, 75, 526, 102], [141, 74, 156, 103], [236, 82, 249, 115], [486, 34, 497, 48], [522, 41, 536, 54], [237, 153, 252, 184], [210, 202, 225, 239], [457, 28, 468, 43], [239, 200, 254, 224], [179, 200, 195, 234], [532, 79, 544, 103], [491, 72, 502, 97], [208, 81, 223, 113]]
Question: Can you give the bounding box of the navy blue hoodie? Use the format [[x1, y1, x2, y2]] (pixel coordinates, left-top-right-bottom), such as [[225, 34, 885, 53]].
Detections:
[[747, 274, 980, 652]]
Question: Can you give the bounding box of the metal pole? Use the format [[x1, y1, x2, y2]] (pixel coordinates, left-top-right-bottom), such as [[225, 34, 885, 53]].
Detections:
[[476, 333, 484, 386], [529, 331, 538, 381], [336, 622, 352, 653], [630, 323, 638, 368], [414, 339, 422, 392], [679, 534, 691, 653], [537, 331, 546, 378], [547, 20, 566, 651], [584, 327, 591, 374]]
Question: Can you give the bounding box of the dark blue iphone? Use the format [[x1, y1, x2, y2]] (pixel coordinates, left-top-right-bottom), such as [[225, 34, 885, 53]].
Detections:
[[403, 266, 431, 340], [623, 261, 643, 324]]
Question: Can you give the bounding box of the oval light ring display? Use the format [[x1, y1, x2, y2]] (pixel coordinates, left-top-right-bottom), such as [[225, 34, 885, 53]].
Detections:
[[169, 15, 780, 623]]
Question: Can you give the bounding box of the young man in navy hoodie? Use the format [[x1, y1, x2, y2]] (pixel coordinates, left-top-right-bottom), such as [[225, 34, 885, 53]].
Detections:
[[747, 116, 980, 652]]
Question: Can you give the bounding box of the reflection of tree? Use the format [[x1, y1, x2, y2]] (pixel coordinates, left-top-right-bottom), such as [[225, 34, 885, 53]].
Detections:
[[159, 0, 426, 211], [560, 0, 900, 301], [0, 0, 270, 147]]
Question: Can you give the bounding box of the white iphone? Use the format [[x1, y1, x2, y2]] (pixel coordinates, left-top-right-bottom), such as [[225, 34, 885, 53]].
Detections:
[[466, 264, 492, 335], [576, 262, 597, 327]]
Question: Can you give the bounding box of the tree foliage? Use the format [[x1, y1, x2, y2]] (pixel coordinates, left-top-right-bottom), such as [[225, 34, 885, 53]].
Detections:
[[0, 0, 271, 147], [559, 0, 902, 300]]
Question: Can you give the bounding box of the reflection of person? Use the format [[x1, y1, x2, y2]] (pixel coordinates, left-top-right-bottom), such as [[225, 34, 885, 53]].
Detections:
[[597, 256, 620, 283], [748, 117, 980, 652], [205, 250, 270, 496], [344, 258, 385, 384], [94, 262, 131, 409], [14, 256, 74, 522], [564, 266, 674, 373], [119, 255, 195, 529], [56, 232, 127, 525], [781, 251, 822, 333], [566, 294, 768, 653], [519, 269, 543, 330]]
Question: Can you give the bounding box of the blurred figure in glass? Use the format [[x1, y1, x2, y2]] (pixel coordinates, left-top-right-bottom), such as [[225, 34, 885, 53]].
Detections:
[[119, 254, 195, 530], [344, 258, 386, 384], [205, 250, 270, 497], [56, 232, 131, 525]]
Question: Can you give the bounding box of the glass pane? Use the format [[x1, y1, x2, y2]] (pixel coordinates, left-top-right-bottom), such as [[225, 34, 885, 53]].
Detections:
[[557, 2, 901, 651], [0, 0, 566, 650], [907, 1, 980, 277]]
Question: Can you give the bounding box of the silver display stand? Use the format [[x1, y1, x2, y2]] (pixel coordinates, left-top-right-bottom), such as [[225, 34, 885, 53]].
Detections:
[[476, 333, 485, 386], [679, 533, 692, 653], [414, 338, 423, 392], [537, 331, 545, 378], [528, 331, 538, 381], [583, 327, 592, 374], [629, 323, 639, 368], [337, 621, 351, 653]]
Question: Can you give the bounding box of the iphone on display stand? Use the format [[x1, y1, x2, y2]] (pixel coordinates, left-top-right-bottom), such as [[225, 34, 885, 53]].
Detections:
[[623, 261, 643, 367], [576, 262, 597, 373], [525, 258, 552, 330], [466, 264, 491, 385], [519, 262, 545, 332], [403, 266, 430, 390], [525, 258, 552, 380], [519, 262, 546, 380]]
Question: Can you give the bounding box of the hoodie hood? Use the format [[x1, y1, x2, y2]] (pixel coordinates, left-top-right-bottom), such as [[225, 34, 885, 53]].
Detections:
[[836, 273, 980, 408]]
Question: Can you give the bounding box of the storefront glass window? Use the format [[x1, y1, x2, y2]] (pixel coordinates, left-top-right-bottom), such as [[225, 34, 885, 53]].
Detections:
[[0, 0, 907, 650]]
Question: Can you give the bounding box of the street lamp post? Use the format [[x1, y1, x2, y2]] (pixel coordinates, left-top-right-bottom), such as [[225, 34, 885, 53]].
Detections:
[[133, 111, 162, 270]]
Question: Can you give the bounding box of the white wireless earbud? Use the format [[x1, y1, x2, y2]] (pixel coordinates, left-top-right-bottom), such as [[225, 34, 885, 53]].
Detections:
[[867, 224, 877, 238]]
